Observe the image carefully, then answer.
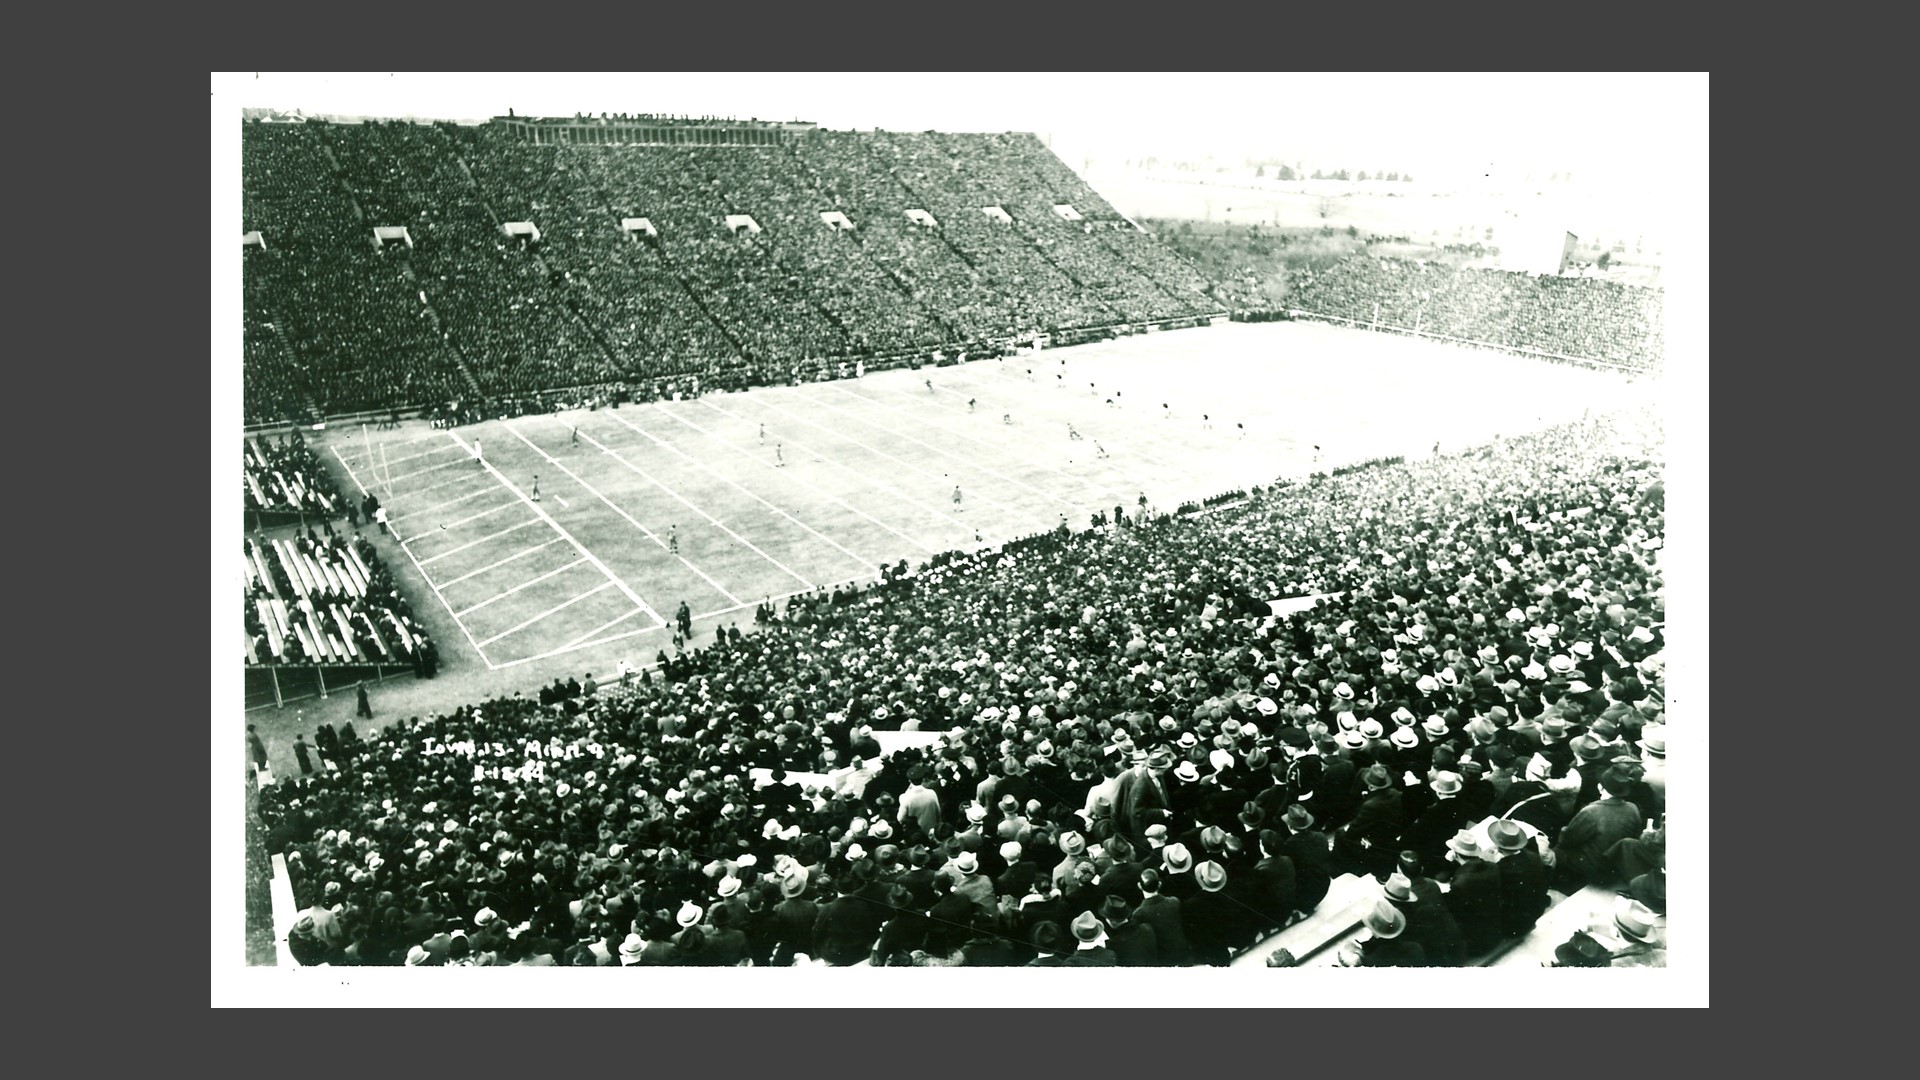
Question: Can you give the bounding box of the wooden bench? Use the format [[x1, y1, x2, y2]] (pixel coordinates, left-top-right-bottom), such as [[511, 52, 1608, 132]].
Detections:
[[1485, 885, 1632, 967], [1230, 872, 1379, 967]]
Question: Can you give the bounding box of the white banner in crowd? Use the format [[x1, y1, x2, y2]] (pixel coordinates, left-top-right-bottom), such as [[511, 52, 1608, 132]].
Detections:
[[872, 730, 944, 757]]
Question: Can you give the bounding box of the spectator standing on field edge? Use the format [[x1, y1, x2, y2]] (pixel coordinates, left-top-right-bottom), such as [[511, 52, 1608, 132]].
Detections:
[[356, 680, 373, 720]]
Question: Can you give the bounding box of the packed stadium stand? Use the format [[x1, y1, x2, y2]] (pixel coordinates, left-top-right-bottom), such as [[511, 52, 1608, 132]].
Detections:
[[1286, 256, 1666, 370], [239, 118, 1229, 426], [255, 410, 1669, 968]]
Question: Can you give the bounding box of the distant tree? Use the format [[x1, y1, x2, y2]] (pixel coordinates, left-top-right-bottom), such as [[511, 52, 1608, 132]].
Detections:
[[1356, 170, 1369, 182], [1277, 164, 1296, 181], [1334, 169, 1351, 181], [1255, 164, 1266, 178], [1597, 251, 1612, 270], [1386, 171, 1400, 182], [1401, 173, 1413, 183], [1347, 225, 1359, 238], [1311, 169, 1325, 180]]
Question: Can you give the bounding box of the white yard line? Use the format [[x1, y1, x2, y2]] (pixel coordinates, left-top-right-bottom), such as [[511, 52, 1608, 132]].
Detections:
[[438, 537, 566, 587], [444, 431, 669, 632], [331, 442, 497, 669], [405, 468, 496, 499], [641, 402, 930, 560], [381, 455, 467, 485], [593, 411, 817, 590], [554, 606, 650, 651], [506, 420, 743, 606], [436, 498, 522, 532], [339, 441, 466, 472], [489, 623, 663, 671], [455, 557, 590, 617], [418, 517, 543, 566], [392, 483, 500, 523], [475, 581, 617, 647]]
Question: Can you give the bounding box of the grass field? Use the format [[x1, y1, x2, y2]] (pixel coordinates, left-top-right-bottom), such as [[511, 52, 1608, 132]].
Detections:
[[246, 320, 1652, 775]]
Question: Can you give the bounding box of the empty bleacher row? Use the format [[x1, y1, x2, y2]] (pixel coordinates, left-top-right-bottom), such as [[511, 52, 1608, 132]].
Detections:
[[244, 433, 348, 519], [243, 531, 433, 671], [1287, 256, 1666, 369], [240, 119, 1228, 425]]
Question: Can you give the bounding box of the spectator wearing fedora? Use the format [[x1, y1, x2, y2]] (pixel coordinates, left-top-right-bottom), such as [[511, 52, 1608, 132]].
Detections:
[[1491, 758, 1575, 844], [897, 765, 942, 837], [1334, 765, 1404, 878], [1245, 829, 1299, 934], [1607, 898, 1666, 967], [871, 884, 929, 966], [1381, 868, 1464, 966], [1634, 723, 1667, 803], [1554, 764, 1645, 892], [923, 875, 979, 959], [813, 874, 883, 966], [1310, 736, 1359, 827], [1399, 770, 1475, 872], [1182, 860, 1256, 966], [1112, 745, 1178, 846], [1099, 893, 1159, 967], [1277, 804, 1333, 916], [1488, 819, 1551, 940], [1443, 829, 1506, 957], [1343, 900, 1426, 968], [1133, 868, 1191, 967], [1026, 920, 1075, 967], [994, 841, 1039, 899], [1062, 910, 1119, 966]]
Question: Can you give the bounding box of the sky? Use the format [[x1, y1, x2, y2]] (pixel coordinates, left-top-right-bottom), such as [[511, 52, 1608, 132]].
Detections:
[[215, 72, 1706, 193]]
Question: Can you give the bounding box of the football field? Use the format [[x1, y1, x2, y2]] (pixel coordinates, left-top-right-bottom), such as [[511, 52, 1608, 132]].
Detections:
[[321, 321, 1651, 680]]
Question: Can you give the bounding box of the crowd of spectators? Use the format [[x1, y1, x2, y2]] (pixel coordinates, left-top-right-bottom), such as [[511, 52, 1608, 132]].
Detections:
[[241, 124, 471, 422], [244, 523, 438, 678], [259, 406, 1669, 968], [240, 119, 1231, 421], [245, 431, 348, 519], [1287, 256, 1665, 369]]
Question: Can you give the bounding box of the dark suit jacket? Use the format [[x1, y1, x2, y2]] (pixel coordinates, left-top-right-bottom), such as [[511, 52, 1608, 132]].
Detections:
[[1497, 846, 1551, 939], [1313, 756, 1359, 826], [1133, 894, 1191, 966], [1399, 795, 1475, 872], [813, 895, 881, 966], [1245, 855, 1298, 935], [1106, 921, 1160, 967], [1111, 767, 1174, 844], [1556, 796, 1643, 890], [1183, 888, 1257, 966], [1398, 879, 1465, 966], [1359, 935, 1427, 967], [1280, 829, 1334, 914], [1446, 860, 1506, 957]]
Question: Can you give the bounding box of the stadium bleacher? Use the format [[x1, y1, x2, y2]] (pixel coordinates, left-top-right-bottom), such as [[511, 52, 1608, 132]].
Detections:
[[240, 118, 1229, 426], [255, 407, 1669, 968], [1287, 255, 1665, 369]]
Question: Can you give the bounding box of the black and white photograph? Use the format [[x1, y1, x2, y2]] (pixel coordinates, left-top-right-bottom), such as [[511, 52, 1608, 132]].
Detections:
[[214, 72, 1707, 1006]]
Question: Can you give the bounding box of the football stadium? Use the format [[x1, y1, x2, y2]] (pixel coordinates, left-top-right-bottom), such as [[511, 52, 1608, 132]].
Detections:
[[222, 74, 1702, 992]]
